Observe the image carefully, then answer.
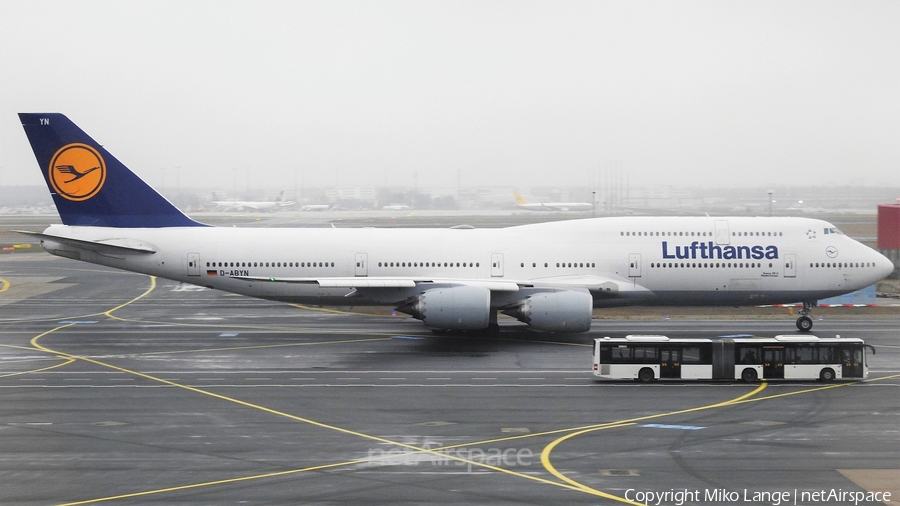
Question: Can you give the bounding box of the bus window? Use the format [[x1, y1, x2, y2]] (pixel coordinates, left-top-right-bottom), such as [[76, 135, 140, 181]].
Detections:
[[611, 345, 631, 363], [681, 347, 701, 364], [786, 346, 816, 364], [633, 346, 658, 363], [738, 347, 761, 365], [681, 345, 712, 364], [599, 345, 612, 362]]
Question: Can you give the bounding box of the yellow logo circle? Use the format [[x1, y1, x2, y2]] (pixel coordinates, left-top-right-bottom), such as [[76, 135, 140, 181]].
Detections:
[[48, 143, 107, 201]]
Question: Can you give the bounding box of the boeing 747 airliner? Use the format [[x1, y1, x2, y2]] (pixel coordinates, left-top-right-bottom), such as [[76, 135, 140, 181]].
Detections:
[[211, 191, 295, 211], [513, 191, 593, 212], [17, 114, 894, 333]]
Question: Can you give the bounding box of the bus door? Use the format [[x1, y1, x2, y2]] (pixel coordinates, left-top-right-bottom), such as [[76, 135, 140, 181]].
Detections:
[[840, 347, 863, 378], [763, 347, 784, 379], [660, 348, 681, 379]]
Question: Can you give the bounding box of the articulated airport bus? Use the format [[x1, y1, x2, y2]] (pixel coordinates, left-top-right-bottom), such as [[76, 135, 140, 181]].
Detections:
[[592, 335, 872, 382]]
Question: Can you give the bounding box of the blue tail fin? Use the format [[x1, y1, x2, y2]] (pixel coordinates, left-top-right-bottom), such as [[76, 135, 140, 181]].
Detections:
[[19, 113, 204, 228]]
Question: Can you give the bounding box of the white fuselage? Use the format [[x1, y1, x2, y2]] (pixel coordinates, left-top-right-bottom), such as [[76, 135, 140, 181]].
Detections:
[[517, 202, 593, 211], [39, 216, 893, 308]]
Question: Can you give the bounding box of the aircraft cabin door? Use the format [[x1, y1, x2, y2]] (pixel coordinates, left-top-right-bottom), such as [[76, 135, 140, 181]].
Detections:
[[628, 253, 642, 278], [784, 253, 797, 278], [491, 253, 504, 277], [355, 253, 368, 277], [187, 252, 200, 276], [714, 220, 730, 245]]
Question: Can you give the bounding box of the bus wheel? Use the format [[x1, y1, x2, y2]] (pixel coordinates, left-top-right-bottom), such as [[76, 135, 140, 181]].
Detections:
[[740, 368, 758, 382], [638, 368, 654, 382], [819, 368, 836, 381]]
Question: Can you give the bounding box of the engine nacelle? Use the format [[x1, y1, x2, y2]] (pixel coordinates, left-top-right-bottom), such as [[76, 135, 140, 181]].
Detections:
[[397, 285, 491, 330], [501, 289, 593, 333]]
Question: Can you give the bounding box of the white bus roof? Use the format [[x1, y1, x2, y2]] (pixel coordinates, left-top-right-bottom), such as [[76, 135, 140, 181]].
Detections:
[[597, 335, 713, 343], [595, 334, 863, 344], [624, 335, 670, 341]]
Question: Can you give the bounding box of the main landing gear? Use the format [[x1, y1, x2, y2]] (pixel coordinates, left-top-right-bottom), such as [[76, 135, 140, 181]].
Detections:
[[796, 301, 816, 332]]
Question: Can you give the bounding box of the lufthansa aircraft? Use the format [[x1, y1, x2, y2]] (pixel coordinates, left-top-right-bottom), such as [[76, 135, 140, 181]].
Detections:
[[18, 114, 894, 333], [513, 191, 593, 212], [212, 191, 295, 211]]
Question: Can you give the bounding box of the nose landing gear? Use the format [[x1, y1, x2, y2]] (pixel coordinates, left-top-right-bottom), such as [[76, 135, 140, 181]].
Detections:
[[796, 301, 816, 331]]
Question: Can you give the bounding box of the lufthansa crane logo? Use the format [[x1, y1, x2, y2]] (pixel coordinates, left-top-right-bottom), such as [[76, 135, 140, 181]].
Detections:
[[48, 143, 106, 201]]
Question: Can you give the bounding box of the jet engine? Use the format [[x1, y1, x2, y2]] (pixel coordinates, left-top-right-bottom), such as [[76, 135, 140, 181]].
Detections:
[[500, 289, 593, 333], [397, 285, 491, 330]]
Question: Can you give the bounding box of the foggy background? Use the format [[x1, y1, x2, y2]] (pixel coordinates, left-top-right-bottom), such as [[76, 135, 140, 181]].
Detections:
[[1, 0, 898, 205]]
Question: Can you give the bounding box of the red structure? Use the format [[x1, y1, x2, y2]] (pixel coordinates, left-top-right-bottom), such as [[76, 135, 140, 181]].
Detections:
[[878, 204, 900, 280], [878, 204, 900, 249]]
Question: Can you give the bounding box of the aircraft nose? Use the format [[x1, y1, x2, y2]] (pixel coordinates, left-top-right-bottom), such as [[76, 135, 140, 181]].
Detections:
[[875, 251, 895, 280]]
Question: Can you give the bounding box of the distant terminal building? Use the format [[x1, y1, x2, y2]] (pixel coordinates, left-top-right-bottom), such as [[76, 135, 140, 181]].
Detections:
[[325, 187, 376, 205], [878, 204, 900, 279]]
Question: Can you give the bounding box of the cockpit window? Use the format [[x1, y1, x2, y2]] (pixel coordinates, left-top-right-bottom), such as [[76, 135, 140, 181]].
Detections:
[[823, 227, 843, 235]]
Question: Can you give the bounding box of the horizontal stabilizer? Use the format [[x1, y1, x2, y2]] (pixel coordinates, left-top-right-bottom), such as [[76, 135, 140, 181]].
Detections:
[[15, 230, 157, 255]]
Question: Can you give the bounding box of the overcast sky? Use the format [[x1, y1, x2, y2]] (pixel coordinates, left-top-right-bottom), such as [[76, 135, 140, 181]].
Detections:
[[1, 0, 898, 193]]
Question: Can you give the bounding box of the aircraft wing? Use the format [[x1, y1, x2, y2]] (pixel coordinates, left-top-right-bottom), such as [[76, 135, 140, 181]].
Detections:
[[15, 230, 157, 255], [229, 274, 648, 298], [231, 276, 521, 291]]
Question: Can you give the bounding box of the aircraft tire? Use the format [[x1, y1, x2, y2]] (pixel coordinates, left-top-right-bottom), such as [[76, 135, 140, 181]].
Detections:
[[796, 316, 813, 332]]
